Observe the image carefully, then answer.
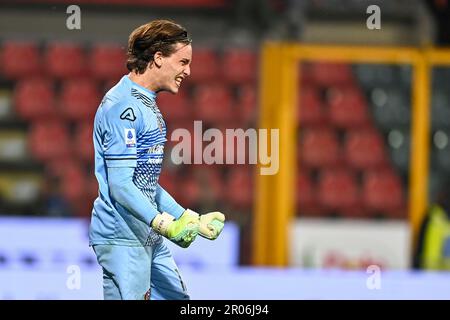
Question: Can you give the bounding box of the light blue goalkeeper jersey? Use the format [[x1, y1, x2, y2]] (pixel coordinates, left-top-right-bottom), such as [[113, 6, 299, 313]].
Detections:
[[89, 75, 182, 246]]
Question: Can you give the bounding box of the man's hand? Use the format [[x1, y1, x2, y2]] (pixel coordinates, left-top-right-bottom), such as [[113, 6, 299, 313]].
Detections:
[[198, 211, 225, 240], [151, 209, 200, 248]]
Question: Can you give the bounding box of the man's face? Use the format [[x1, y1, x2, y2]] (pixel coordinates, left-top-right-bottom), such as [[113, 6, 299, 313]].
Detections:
[[158, 42, 192, 94]]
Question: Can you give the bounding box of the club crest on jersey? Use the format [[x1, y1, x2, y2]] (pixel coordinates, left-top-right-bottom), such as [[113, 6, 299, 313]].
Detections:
[[124, 129, 136, 148]]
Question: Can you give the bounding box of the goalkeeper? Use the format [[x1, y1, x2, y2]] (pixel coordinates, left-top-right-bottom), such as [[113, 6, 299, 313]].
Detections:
[[89, 19, 225, 300]]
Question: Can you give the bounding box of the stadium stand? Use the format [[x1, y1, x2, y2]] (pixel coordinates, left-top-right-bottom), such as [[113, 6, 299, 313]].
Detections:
[[0, 37, 259, 219], [297, 62, 409, 220]]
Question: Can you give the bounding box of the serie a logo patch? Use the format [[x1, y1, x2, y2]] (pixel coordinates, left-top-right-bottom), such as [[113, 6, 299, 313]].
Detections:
[[124, 128, 136, 148]]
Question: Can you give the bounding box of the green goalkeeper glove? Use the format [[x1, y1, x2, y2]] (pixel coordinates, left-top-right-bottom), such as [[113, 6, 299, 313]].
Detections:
[[198, 211, 226, 240], [151, 209, 200, 248]]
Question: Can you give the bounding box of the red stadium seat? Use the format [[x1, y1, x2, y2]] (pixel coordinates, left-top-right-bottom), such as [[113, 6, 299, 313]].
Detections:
[[74, 122, 94, 163], [157, 90, 192, 122], [89, 43, 126, 81], [317, 168, 362, 217], [326, 86, 370, 129], [45, 42, 87, 78], [46, 158, 88, 217], [101, 78, 123, 96], [46, 158, 82, 180], [193, 84, 234, 125], [309, 62, 354, 87], [158, 170, 179, 199], [43, 158, 89, 217], [59, 79, 101, 121], [362, 169, 406, 218], [1, 41, 41, 79], [226, 166, 253, 210], [14, 78, 57, 120], [69, 173, 98, 218], [300, 126, 341, 168], [71, 197, 94, 218], [60, 161, 85, 202], [300, 63, 314, 86], [236, 84, 257, 126], [344, 128, 388, 170], [188, 48, 220, 83], [298, 85, 326, 126], [85, 174, 99, 204], [194, 165, 224, 204], [222, 49, 257, 84], [178, 172, 201, 209], [296, 171, 324, 217], [28, 120, 71, 161]]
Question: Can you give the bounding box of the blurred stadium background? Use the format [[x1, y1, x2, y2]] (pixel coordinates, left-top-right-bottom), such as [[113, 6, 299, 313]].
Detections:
[[1, 0, 450, 299]]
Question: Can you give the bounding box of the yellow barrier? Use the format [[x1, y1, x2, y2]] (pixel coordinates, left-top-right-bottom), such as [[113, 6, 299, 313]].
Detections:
[[253, 44, 450, 267]]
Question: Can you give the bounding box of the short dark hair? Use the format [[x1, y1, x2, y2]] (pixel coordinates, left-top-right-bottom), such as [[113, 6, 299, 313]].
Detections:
[[126, 19, 192, 74]]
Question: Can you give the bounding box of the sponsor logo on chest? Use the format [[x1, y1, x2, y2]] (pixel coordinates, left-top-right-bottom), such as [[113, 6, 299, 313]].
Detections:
[[147, 144, 164, 155]]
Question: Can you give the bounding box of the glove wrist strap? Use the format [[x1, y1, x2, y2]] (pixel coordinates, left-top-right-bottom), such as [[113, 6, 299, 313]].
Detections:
[[152, 212, 175, 235]]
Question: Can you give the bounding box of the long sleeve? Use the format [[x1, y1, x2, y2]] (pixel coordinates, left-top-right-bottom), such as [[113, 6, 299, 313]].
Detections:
[[156, 184, 185, 219], [108, 166, 160, 226]]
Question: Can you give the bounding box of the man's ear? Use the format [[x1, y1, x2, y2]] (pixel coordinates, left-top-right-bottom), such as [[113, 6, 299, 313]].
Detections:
[[153, 51, 163, 68]]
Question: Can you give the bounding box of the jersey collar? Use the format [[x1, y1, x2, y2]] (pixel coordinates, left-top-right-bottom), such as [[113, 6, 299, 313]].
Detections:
[[125, 75, 156, 100]]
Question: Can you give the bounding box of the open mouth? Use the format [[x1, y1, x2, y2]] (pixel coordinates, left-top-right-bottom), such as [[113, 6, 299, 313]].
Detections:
[[175, 77, 183, 87]]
